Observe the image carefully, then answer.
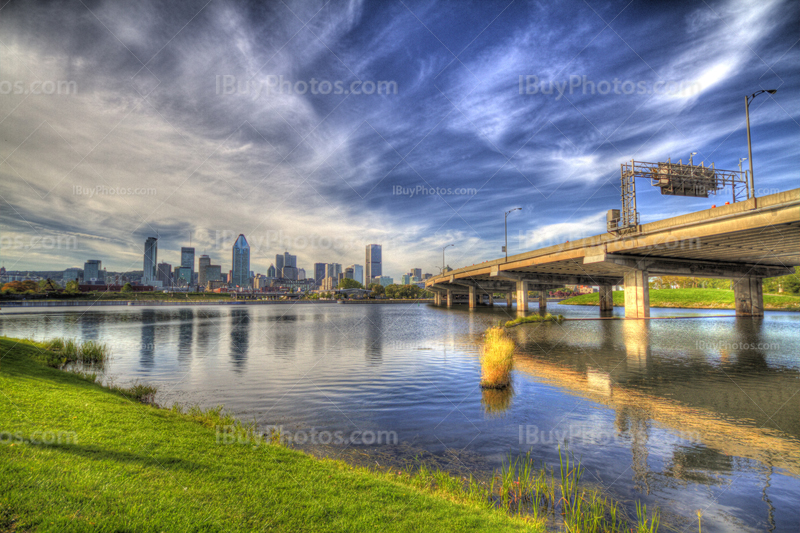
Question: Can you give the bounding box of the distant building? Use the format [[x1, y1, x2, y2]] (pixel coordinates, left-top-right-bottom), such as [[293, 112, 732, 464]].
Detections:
[[313, 263, 326, 287], [297, 268, 306, 280], [267, 264, 277, 278], [374, 276, 393, 287], [198, 255, 211, 287], [365, 244, 381, 284], [411, 268, 421, 280], [181, 247, 195, 282], [176, 266, 193, 285], [423, 273, 432, 280], [157, 262, 172, 286], [401, 274, 411, 285], [204, 265, 222, 286], [325, 263, 341, 281], [143, 237, 158, 284], [275, 254, 284, 278], [83, 260, 102, 284], [281, 252, 297, 280], [321, 276, 338, 291], [231, 235, 251, 287], [347, 264, 363, 285]]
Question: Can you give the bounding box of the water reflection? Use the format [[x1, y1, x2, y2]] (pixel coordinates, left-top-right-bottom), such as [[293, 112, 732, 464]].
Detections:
[[481, 386, 513, 416], [364, 308, 383, 365], [177, 309, 194, 366], [139, 309, 156, 369], [229, 309, 250, 370]]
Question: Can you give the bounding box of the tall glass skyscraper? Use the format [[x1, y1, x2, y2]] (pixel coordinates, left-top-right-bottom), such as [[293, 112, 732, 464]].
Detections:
[[181, 247, 195, 282], [313, 263, 326, 287], [365, 244, 381, 285], [143, 237, 158, 283], [231, 234, 250, 287]]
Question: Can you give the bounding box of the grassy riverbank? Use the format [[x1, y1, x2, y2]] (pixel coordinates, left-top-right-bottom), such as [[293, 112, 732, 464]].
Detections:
[[0, 337, 538, 532], [561, 288, 800, 311]]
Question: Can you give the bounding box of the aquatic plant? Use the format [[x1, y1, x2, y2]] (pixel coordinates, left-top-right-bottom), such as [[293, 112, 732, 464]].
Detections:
[[480, 327, 514, 389], [504, 313, 565, 328]]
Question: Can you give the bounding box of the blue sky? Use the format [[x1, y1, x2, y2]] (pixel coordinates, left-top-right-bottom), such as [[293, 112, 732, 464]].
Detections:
[[1, 0, 798, 279]]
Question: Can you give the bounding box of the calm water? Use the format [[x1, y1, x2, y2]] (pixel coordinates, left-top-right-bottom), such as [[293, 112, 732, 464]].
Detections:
[[2, 302, 798, 532]]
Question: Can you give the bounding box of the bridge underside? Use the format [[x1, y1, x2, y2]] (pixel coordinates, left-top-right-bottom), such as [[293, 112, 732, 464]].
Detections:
[[426, 190, 799, 318]]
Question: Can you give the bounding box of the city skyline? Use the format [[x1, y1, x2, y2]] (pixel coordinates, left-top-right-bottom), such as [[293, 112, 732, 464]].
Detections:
[[1, 1, 796, 278]]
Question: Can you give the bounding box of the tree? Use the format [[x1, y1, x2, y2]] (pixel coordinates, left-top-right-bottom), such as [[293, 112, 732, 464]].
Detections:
[[65, 280, 80, 294], [121, 282, 134, 293], [39, 279, 59, 292], [338, 278, 363, 290], [368, 283, 384, 297], [1, 280, 39, 294]]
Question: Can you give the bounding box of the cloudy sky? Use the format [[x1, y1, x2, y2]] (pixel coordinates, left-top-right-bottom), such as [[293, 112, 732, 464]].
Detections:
[[1, 0, 798, 278]]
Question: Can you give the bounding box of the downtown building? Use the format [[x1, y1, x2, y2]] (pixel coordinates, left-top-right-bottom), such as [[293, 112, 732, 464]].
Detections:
[[231, 234, 251, 288], [142, 237, 158, 285], [365, 244, 381, 286]]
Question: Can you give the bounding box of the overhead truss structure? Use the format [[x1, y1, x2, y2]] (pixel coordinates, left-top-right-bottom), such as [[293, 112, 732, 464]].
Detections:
[[610, 159, 749, 233]]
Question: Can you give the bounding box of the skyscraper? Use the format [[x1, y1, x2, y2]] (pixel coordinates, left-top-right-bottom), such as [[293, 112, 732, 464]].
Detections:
[[297, 268, 305, 280], [157, 262, 172, 286], [83, 260, 102, 283], [143, 237, 157, 283], [365, 245, 381, 285], [282, 252, 297, 280], [313, 263, 326, 287], [198, 255, 211, 287], [267, 264, 277, 278], [325, 263, 341, 280], [181, 247, 195, 282], [347, 264, 364, 285], [232, 234, 250, 287], [412, 268, 422, 280], [275, 254, 284, 278]]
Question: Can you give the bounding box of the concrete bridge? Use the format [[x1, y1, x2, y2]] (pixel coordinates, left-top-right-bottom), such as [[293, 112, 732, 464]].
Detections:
[[425, 189, 799, 318]]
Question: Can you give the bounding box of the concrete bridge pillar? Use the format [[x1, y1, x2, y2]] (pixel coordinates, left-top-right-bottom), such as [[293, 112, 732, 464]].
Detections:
[[623, 270, 649, 319], [488, 293, 494, 306], [538, 291, 547, 310], [446, 290, 453, 308], [435, 291, 442, 306], [599, 285, 614, 312], [733, 277, 764, 317], [468, 285, 477, 309], [516, 281, 528, 314], [506, 292, 512, 307]]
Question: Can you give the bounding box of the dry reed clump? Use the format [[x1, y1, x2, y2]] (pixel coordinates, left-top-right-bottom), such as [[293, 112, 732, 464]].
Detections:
[[480, 327, 514, 389]]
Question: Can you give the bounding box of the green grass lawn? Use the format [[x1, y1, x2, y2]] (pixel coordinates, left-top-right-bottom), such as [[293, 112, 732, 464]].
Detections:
[[560, 288, 800, 311], [0, 337, 536, 532]]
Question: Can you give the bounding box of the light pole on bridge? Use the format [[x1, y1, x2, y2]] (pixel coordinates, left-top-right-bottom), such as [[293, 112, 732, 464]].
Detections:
[[442, 244, 454, 275], [745, 89, 777, 199], [504, 207, 521, 262]]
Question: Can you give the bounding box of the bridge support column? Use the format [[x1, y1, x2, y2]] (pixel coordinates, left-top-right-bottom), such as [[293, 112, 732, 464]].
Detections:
[[468, 285, 477, 309], [733, 277, 763, 317], [623, 270, 649, 319], [506, 292, 512, 307], [446, 290, 453, 308], [599, 285, 614, 312], [538, 291, 547, 310], [516, 281, 528, 314], [488, 293, 494, 306], [434, 291, 442, 306]]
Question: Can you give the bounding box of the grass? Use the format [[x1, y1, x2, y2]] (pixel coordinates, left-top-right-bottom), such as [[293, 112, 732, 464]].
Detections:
[[0, 336, 539, 532], [37, 337, 110, 366], [391, 448, 661, 532], [480, 327, 515, 389], [504, 314, 565, 328], [560, 288, 800, 311]]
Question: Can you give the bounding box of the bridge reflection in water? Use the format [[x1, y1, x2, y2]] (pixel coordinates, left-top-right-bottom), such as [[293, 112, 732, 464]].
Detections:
[[505, 315, 797, 529]]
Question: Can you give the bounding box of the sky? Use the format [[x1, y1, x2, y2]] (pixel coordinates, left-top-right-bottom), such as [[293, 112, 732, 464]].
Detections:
[[1, 0, 798, 280]]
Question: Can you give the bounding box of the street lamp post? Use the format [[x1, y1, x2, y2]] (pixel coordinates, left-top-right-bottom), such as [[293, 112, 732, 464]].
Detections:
[[739, 157, 748, 198], [442, 244, 453, 274], [504, 207, 522, 261], [745, 89, 777, 199]]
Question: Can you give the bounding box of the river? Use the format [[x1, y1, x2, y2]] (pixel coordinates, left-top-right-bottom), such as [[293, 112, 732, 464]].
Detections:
[[1, 302, 798, 532]]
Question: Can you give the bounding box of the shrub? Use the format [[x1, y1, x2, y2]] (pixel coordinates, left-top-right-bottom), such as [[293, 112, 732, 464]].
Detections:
[[480, 327, 514, 389]]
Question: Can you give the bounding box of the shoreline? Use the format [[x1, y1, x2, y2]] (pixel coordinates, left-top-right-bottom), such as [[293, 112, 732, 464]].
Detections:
[[0, 298, 433, 310]]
